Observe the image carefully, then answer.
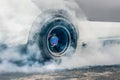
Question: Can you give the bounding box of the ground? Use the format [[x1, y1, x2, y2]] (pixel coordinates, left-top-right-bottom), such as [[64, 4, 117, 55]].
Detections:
[[0, 65, 120, 80]]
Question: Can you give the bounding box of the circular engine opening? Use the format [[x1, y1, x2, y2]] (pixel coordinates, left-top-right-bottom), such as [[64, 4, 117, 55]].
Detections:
[[47, 26, 70, 56]]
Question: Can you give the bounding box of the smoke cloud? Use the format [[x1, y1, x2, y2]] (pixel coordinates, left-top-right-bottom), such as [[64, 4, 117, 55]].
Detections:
[[0, 0, 120, 73]]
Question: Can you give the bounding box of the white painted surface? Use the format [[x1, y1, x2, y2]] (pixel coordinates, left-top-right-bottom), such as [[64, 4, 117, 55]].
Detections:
[[78, 21, 120, 42]]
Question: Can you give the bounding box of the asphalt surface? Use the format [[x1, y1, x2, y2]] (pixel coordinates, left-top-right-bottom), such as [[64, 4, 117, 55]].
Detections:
[[0, 65, 120, 80]]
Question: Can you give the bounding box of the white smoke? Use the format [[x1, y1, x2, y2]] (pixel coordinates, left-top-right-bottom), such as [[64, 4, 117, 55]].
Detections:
[[0, 0, 40, 46], [0, 0, 120, 73]]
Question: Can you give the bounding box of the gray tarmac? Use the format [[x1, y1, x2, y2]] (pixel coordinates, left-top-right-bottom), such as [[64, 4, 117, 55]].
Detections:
[[0, 65, 120, 80]]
